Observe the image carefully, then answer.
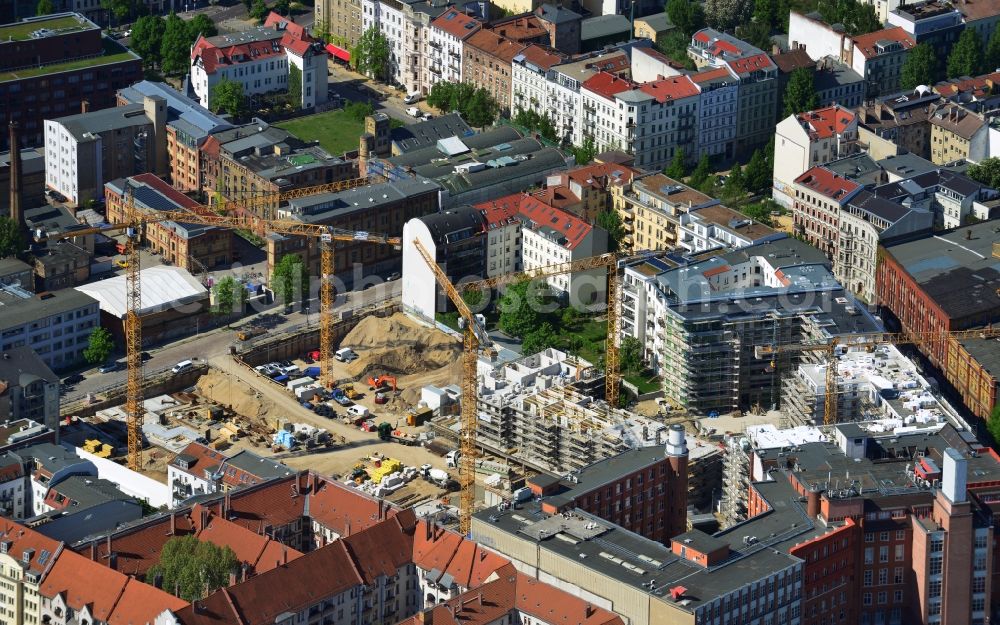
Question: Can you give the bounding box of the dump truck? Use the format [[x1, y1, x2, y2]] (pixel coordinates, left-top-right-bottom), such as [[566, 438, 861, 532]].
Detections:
[[343, 384, 362, 400], [236, 326, 266, 341]]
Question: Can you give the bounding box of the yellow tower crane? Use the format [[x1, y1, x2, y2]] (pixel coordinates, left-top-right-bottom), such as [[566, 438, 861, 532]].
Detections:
[[411, 241, 646, 533], [755, 327, 1000, 425], [39, 178, 396, 470]]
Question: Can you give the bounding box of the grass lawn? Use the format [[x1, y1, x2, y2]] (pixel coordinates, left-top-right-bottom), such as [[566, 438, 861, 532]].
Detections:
[[551, 318, 607, 365], [1, 39, 137, 83], [436, 312, 462, 332], [0, 15, 85, 41], [625, 369, 661, 394], [277, 109, 367, 155]]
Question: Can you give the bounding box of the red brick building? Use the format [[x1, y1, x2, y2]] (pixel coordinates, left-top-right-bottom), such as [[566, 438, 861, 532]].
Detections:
[[528, 424, 689, 545], [876, 219, 1000, 416], [463, 29, 526, 115]]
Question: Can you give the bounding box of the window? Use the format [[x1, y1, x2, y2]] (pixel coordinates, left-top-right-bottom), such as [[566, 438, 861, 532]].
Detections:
[[894, 544, 904, 561], [864, 571, 873, 587], [865, 548, 874, 564], [893, 568, 903, 584], [863, 593, 872, 606], [879, 546, 889, 563], [878, 569, 888, 585]]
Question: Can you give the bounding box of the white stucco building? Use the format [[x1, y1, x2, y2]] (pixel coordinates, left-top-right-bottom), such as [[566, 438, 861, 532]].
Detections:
[[773, 105, 858, 207], [427, 7, 481, 90]]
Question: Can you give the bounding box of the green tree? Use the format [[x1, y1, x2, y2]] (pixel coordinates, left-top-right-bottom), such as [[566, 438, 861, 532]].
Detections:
[[741, 199, 781, 226], [428, 82, 457, 111], [498, 280, 542, 338], [461, 288, 484, 309], [160, 13, 191, 75], [249, 0, 269, 22], [988, 403, 1000, 446], [818, 0, 880, 35], [274, 0, 291, 14], [148, 535, 237, 602], [783, 67, 819, 117], [83, 328, 115, 365], [901, 43, 938, 90], [287, 64, 302, 108], [723, 163, 746, 201], [947, 28, 984, 79], [736, 20, 773, 50], [752, 0, 777, 28], [211, 275, 246, 316], [272, 254, 309, 308], [210, 78, 246, 117], [521, 322, 558, 354], [655, 30, 697, 71], [312, 18, 329, 41], [571, 137, 597, 165], [596, 209, 625, 253], [354, 26, 390, 81], [36, 0, 54, 15], [187, 13, 218, 39], [689, 153, 712, 188], [704, 0, 751, 31], [448, 83, 476, 113], [665, 0, 705, 36], [744, 148, 770, 192], [987, 28, 1000, 76], [101, 0, 133, 23], [464, 87, 498, 127], [967, 157, 1000, 188], [344, 100, 375, 121], [0, 217, 25, 259], [665, 148, 687, 179], [131, 15, 166, 68], [620, 335, 643, 374]]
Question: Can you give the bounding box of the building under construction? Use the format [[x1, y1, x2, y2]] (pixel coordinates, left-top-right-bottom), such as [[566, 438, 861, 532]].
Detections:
[[471, 349, 668, 475]]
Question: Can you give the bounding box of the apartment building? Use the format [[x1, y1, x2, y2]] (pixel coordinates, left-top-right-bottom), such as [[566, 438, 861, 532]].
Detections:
[[850, 27, 915, 98], [167, 442, 295, 506], [621, 238, 879, 413], [0, 14, 142, 151], [510, 45, 569, 123], [857, 89, 941, 160], [0, 348, 59, 434], [191, 13, 328, 111], [678, 203, 783, 253], [773, 105, 859, 207], [315, 0, 364, 52], [614, 173, 718, 252], [463, 29, 526, 115], [692, 65, 739, 161], [791, 166, 864, 257], [0, 286, 99, 371], [929, 104, 988, 165], [516, 193, 608, 304], [116, 81, 233, 195], [401, 207, 489, 322], [887, 0, 964, 55], [427, 8, 481, 89], [43, 96, 167, 205], [105, 174, 234, 272], [835, 189, 934, 303], [877, 218, 1000, 376], [536, 161, 639, 222], [0, 149, 45, 215]]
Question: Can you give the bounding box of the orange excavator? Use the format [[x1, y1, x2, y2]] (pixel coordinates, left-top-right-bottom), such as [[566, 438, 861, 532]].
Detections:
[[367, 375, 398, 392]]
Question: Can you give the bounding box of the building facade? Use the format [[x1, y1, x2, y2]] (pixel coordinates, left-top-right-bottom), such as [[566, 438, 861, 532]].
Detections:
[[0, 287, 99, 371], [773, 106, 859, 208], [0, 348, 59, 434], [791, 166, 864, 258], [427, 8, 481, 90]]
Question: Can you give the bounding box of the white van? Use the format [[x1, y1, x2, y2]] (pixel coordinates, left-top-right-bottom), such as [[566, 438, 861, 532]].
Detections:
[[335, 347, 358, 362], [171, 360, 193, 374], [406, 106, 421, 117], [348, 404, 369, 418], [403, 92, 420, 104]]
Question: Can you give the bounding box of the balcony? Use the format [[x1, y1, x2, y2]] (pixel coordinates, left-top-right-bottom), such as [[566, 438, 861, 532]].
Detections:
[[428, 40, 441, 49]]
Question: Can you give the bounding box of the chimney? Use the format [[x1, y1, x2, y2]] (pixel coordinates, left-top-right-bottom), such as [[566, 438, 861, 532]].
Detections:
[[224, 491, 232, 516], [8, 122, 24, 237], [169, 512, 176, 535], [282, 545, 288, 565], [109, 552, 118, 570], [89, 541, 96, 561], [942, 448, 968, 504], [81, 99, 90, 113]]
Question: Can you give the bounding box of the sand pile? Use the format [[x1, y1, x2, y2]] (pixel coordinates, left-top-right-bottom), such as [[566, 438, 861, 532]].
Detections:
[[196, 369, 274, 419], [340, 313, 463, 407]]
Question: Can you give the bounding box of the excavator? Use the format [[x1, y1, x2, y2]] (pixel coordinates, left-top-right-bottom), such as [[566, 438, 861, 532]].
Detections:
[[367, 375, 398, 392]]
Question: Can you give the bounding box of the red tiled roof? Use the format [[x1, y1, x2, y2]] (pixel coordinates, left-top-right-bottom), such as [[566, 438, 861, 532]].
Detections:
[[263, 12, 306, 39], [564, 161, 639, 188], [0, 519, 62, 574], [727, 52, 775, 75], [465, 29, 527, 63], [41, 551, 130, 622], [633, 46, 686, 70], [76, 514, 196, 577], [534, 186, 580, 209], [934, 72, 1000, 98], [583, 52, 630, 75], [514, 193, 594, 251], [194, 510, 303, 573], [227, 476, 307, 531], [851, 27, 914, 59], [639, 75, 700, 103], [796, 105, 856, 140], [341, 510, 416, 584], [692, 66, 735, 83], [518, 44, 566, 71], [582, 71, 635, 100], [488, 15, 548, 43], [431, 7, 482, 40], [108, 579, 189, 625], [308, 477, 398, 537], [478, 197, 523, 227], [794, 166, 861, 202], [192, 34, 286, 75], [513, 572, 624, 625], [170, 443, 270, 490]]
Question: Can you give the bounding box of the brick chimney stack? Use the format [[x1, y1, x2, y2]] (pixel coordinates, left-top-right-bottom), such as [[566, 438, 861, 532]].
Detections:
[[81, 99, 90, 113], [8, 122, 24, 235]]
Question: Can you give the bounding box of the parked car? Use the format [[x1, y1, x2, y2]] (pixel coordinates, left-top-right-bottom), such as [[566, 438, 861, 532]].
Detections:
[[386, 272, 400, 281], [406, 106, 421, 117], [403, 92, 420, 104], [98, 362, 121, 373], [422, 113, 433, 121]]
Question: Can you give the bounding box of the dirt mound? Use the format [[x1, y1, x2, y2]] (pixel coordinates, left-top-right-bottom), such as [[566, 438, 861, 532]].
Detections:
[[341, 313, 461, 379], [196, 369, 274, 419]]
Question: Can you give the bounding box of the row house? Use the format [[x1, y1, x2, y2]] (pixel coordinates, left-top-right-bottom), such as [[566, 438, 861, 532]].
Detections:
[[463, 28, 526, 115], [773, 105, 859, 207], [691, 65, 740, 161], [510, 44, 568, 120], [791, 166, 864, 258], [427, 7, 481, 90]]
